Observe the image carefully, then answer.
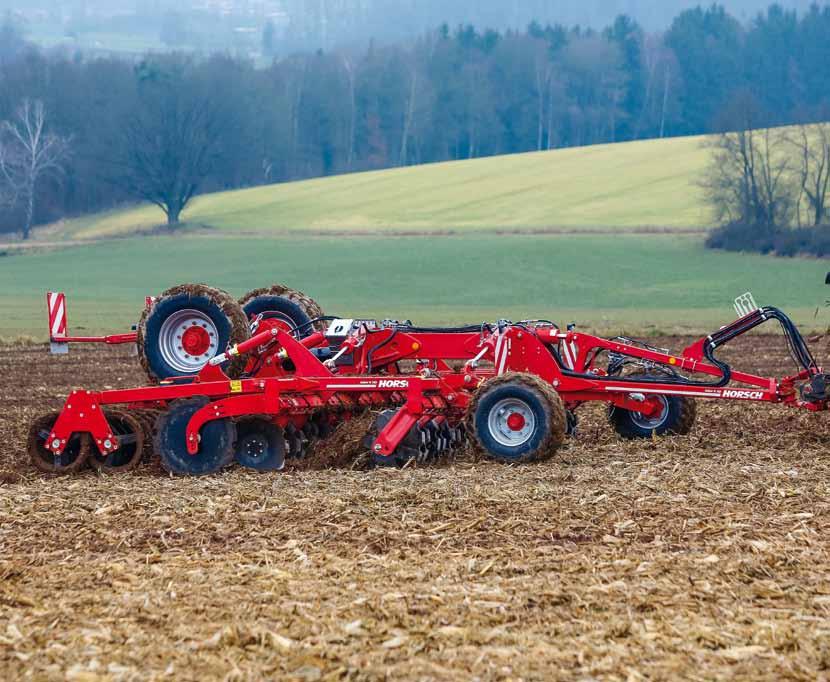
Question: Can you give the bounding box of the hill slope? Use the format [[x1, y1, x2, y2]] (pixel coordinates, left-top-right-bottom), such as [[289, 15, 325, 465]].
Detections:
[[50, 134, 712, 240]]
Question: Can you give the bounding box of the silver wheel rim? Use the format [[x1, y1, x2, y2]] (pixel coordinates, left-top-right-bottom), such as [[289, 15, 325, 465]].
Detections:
[[630, 396, 670, 430], [488, 398, 536, 448], [158, 309, 219, 374]]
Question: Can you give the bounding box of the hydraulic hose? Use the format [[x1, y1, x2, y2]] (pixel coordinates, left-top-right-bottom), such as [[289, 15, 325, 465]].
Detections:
[[563, 305, 817, 388], [367, 327, 399, 374]]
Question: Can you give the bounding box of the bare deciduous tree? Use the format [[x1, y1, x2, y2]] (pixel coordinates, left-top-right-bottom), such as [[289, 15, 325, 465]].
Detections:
[[0, 100, 70, 240], [0, 143, 17, 210], [116, 60, 229, 226], [703, 93, 794, 230], [704, 126, 794, 228], [787, 123, 830, 227]]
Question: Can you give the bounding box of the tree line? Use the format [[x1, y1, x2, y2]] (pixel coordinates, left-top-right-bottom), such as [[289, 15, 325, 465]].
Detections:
[[1, 3, 830, 238]]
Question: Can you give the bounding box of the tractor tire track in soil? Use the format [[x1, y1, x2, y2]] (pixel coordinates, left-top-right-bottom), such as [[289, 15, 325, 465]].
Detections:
[[1, 338, 829, 679]]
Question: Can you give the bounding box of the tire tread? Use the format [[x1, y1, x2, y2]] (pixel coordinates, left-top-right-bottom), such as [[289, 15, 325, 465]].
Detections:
[[466, 372, 567, 463]]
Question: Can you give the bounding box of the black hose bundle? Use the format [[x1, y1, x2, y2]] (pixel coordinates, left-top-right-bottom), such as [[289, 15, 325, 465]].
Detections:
[[709, 307, 818, 375], [569, 306, 817, 389]]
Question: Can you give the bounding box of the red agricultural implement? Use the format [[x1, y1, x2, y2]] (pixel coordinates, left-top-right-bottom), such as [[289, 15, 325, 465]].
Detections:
[[29, 281, 828, 476]]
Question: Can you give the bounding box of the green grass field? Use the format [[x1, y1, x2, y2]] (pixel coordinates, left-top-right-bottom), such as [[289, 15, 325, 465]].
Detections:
[[45, 134, 712, 240], [1, 233, 825, 339]]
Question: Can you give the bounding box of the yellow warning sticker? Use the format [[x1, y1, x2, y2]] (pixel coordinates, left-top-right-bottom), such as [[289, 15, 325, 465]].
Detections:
[[230, 380, 243, 393]]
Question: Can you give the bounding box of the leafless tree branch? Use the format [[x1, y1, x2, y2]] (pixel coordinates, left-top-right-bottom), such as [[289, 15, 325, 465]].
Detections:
[[786, 123, 830, 227], [0, 100, 71, 239], [702, 93, 794, 232]]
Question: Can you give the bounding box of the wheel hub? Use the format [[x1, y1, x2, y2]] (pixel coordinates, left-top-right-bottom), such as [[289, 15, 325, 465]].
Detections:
[[488, 398, 536, 447], [242, 435, 267, 460], [506, 412, 526, 431], [631, 397, 670, 429], [158, 309, 219, 374], [181, 325, 211, 356]]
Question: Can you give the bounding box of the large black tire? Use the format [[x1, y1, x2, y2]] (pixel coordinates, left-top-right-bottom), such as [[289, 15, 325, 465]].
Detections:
[[137, 284, 250, 382], [608, 374, 697, 439], [609, 397, 697, 439], [239, 294, 314, 339], [467, 373, 567, 464], [154, 397, 236, 476], [239, 285, 324, 333], [88, 410, 145, 474], [27, 412, 90, 474], [235, 418, 286, 471]]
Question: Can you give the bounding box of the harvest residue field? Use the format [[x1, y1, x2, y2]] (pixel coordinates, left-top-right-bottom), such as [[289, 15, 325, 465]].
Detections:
[[1, 339, 829, 680]]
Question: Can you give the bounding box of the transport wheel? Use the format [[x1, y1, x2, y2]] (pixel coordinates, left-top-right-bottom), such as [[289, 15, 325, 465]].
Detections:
[[88, 410, 145, 474], [154, 397, 236, 476], [28, 412, 90, 474], [235, 418, 285, 471], [239, 285, 324, 334], [468, 373, 567, 464], [608, 373, 697, 439], [138, 284, 250, 382]]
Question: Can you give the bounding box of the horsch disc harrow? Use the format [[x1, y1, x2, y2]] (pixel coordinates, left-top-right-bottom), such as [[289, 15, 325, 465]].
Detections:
[[31, 280, 829, 476]]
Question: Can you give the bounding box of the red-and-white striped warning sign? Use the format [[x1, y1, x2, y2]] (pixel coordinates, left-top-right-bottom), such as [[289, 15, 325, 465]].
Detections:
[[47, 292, 67, 340]]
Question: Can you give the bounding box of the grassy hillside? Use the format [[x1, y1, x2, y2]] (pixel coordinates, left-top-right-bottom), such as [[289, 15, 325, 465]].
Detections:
[[2, 233, 825, 339], [46, 134, 712, 240]]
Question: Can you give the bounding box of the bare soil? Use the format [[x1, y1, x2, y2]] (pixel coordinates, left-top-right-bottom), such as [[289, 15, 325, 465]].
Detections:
[[1, 337, 829, 680]]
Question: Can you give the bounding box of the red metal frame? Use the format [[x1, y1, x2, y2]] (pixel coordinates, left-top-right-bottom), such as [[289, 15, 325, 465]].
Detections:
[[47, 291, 142, 347], [56, 333, 139, 345]]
